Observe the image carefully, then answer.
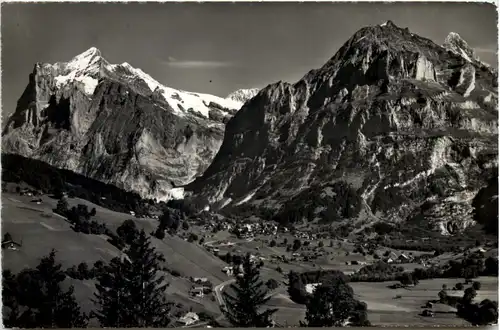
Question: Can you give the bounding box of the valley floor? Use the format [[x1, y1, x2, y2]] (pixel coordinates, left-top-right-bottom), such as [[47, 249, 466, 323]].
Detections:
[[2, 190, 497, 327]]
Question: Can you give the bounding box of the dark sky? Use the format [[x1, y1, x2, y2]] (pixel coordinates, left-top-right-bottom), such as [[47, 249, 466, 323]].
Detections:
[[2, 2, 498, 117]]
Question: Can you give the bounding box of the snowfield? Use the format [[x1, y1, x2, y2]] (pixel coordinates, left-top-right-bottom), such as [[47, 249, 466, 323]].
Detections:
[[51, 47, 246, 119]]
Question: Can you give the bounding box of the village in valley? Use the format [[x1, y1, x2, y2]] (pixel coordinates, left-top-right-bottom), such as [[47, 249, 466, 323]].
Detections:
[[2, 3, 498, 327]]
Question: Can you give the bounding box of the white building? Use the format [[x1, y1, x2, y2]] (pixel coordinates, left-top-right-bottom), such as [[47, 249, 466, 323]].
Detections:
[[178, 312, 199, 326]]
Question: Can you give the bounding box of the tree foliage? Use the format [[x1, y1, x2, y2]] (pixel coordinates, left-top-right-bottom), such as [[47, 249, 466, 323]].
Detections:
[[93, 229, 172, 327], [2, 250, 88, 328], [223, 254, 277, 327], [304, 276, 370, 327]]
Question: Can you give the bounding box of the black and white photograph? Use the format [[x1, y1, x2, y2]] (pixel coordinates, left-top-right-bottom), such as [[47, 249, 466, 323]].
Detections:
[[1, 1, 498, 328]]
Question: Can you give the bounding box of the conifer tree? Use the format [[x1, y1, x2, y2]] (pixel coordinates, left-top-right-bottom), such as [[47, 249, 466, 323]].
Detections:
[[92, 257, 134, 327], [55, 197, 69, 215], [2, 250, 88, 328], [93, 229, 171, 327], [223, 253, 277, 327]]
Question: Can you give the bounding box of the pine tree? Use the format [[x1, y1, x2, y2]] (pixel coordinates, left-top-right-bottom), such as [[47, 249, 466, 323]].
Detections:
[[93, 258, 134, 327], [2, 250, 88, 328], [305, 276, 370, 327], [3, 232, 13, 243], [223, 253, 277, 327], [93, 229, 171, 327], [55, 197, 69, 215]]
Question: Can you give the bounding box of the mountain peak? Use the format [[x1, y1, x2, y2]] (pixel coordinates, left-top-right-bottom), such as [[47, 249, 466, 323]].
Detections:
[[226, 88, 260, 103], [443, 32, 480, 63], [71, 46, 102, 64], [80, 46, 101, 56], [379, 20, 397, 28]]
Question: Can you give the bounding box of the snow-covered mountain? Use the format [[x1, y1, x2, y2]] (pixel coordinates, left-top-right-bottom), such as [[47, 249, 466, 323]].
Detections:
[[2, 47, 250, 201], [226, 88, 260, 103], [187, 21, 498, 234]]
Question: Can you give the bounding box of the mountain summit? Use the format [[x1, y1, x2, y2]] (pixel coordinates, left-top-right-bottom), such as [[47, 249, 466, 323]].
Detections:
[[186, 22, 497, 234], [443, 32, 481, 63], [2, 48, 251, 201], [226, 88, 260, 103]]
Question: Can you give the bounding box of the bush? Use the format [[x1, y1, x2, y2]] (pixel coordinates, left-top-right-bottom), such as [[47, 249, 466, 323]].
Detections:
[[293, 239, 302, 251], [463, 287, 477, 304], [473, 281, 482, 291], [400, 273, 414, 286], [350, 261, 404, 282], [270, 240, 277, 247], [55, 198, 69, 215], [182, 222, 189, 230], [265, 278, 279, 290], [166, 268, 181, 277], [372, 222, 395, 235], [484, 257, 498, 276], [117, 219, 138, 245], [154, 228, 166, 239], [438, 289, 448, 303], [187, 233, 199, 243], [457, 299, 499, 325], [455, 283, 464, 290]]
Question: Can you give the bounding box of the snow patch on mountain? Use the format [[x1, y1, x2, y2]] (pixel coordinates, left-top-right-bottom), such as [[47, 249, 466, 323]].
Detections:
[[226, 88, 260, 103], [52, 47, 102, 95], [443, 32, 481, 64], [50, 47, 247, 118], [109, 61, 244, 118]]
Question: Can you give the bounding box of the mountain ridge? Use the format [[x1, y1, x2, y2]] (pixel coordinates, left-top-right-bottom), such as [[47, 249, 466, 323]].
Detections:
[[186, 21, 498, 234], [2, 47, 254, 201]]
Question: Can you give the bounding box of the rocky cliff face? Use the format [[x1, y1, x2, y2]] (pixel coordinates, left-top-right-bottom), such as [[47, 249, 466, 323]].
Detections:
[[187, 21, 498, 233], [2, 47, 248, 201]]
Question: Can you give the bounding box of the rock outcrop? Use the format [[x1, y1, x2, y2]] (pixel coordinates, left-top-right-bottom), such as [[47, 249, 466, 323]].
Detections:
[[187, 21, 498, 233], [2, 47, 248, 201]]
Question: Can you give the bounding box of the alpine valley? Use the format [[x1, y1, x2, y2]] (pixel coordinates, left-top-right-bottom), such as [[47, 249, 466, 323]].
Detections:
[[3, 21, 498, 235], [2, 18, 499, 328]]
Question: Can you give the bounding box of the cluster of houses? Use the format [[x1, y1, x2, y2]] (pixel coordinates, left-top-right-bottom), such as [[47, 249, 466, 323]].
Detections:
[[128, 210, 160, 220], [232, 222, 278, 239], [292, 230, 318, 241], [220, 254, 265, 277], [222, 265, 242, 277], [383, 251, 415, 264]]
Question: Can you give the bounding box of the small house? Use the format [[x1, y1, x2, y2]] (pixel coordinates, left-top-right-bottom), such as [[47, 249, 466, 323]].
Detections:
[[398, 253, 413, 263], [2, 240, 21, 251], [178, 312, 199, 326], [421, 309, 434, 317], [222, 266, 233, 276], [193, 277, 208, 284], [190, 287, 205, 298]]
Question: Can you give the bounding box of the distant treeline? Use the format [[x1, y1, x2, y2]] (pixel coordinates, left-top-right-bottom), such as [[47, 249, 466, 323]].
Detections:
[[2, 153, 161, 214]]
